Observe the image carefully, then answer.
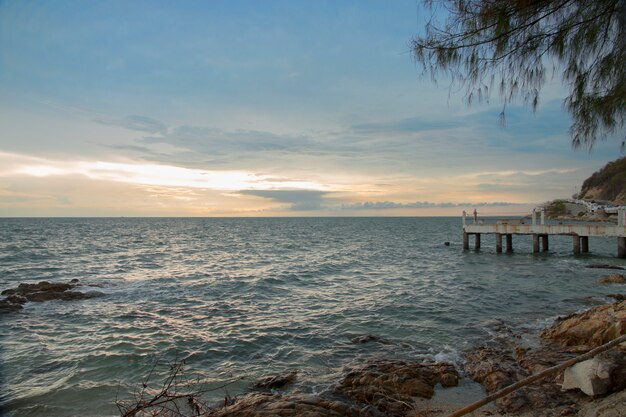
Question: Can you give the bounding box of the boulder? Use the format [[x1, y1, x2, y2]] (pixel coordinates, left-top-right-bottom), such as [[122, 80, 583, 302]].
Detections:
[[541, 301, 626, 351], [598, 274, 626, 284], [562, 350, 626, 396], [334, 360, 458, 416], [0, 279, 104, 311], [253, 371, 298, 390], [350, 335, 390, 345]]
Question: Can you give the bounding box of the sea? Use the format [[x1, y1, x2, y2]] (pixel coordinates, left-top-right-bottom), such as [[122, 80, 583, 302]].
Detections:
[[1, 217, 624, 416]]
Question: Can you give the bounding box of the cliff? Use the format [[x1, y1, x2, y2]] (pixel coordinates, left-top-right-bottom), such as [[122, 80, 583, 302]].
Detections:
[[578, 156, 626, 205]]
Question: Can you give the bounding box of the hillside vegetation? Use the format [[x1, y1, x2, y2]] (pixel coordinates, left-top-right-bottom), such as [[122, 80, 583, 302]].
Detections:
[[578, 156, 626, 204]]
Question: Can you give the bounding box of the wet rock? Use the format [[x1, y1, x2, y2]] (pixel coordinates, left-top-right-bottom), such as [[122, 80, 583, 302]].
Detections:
[[541, 301, 626, 351], [586, 264, 625, 270], [598, 274, 626, 284], [0, 299, 23, 312], [206, 393, 368, 417], [334, 360, 458, 416], [607, 294, 626, 301], [350, 335, 390, 345], [253, 371, 298, 390], [0, 279, 104, 309]]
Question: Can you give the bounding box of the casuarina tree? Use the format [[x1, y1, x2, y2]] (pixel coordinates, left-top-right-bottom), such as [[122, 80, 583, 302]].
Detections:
[[412, 0, 625, 150]]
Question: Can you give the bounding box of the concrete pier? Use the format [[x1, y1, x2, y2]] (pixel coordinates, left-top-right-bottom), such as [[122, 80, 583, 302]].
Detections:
[[462, 210, 626, 258]]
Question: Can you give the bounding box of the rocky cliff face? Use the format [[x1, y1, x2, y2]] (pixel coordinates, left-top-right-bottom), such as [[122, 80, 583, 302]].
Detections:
[[579, 156, 626, 204]]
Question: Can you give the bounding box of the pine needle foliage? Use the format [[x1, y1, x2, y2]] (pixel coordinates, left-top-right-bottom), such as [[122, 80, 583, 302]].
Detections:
[[412, 0, 625, 150]]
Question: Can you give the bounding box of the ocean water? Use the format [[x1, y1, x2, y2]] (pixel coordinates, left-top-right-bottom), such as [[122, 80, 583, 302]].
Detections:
[[1, 217, 624, 416]]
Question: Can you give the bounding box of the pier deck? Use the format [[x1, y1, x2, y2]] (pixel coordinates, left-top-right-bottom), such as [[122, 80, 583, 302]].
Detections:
[[462, 209, 626, 258]]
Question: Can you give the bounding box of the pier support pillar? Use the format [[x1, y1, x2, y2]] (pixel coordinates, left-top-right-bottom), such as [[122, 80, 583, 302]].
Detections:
[[495, 233, 502, 253], [618, 237, 626, 259], [463, 232, 469, 250], [474, 233, 481, 250], [506, 234, 513, 252], [581, 236, 589, 253], [573, 236, 581, 255], [532, 234, 539, 253], [541, 235, 549, 252]]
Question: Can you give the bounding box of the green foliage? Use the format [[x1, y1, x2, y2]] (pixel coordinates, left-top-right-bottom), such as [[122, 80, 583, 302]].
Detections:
[[546, 199, 567, 217], [579, 156, 626, 202], [412, 0, 625, 149]]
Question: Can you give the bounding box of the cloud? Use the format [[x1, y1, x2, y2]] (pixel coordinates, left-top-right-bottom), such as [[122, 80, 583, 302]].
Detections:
[[341, 201, 518, 210], [239, 189, 329, 211], [95, 115, 167, 134], [0, 151, 326, 192]]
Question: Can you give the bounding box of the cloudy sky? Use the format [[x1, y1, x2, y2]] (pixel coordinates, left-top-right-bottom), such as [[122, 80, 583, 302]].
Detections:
[[0, 0, 622, 217]]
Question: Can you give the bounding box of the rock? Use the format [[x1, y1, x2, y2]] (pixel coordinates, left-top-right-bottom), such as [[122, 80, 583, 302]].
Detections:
[[350, 335, 390, 345], [334, 360, 458, 416], [464, 344, 581, 413], [0, 299, 23, 312], [562, 357, 615, 396], [253, 371, 298, 390], [607, 294, 626, 301], [207, 393, 367, 417], [586, 264, 625, 271], [598, 274, 626, 284], [5, 294, 28, 305], [0, 279, 103, 308], [577, 389, 626, 417], [541, 301, 626, 351]]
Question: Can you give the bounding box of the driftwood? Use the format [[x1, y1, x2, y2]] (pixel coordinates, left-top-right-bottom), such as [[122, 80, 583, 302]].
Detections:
[[446, 334, 626, 417]]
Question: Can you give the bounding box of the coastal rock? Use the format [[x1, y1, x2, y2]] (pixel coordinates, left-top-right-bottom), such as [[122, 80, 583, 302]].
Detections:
[[206, 393, 368, 417], [350, 335, 390, 345], [598, 274, 626, 284], [541, 301, 626, 351], [577, 389, 626, 417], [464, 344, 581, 413], [334, 360, 458, 416], [0, 299, 23, 312], [561, 350, 626, 396], [586, 264, 625, 271], [253, 371, 298, 390], [0, 280, 104, 311]]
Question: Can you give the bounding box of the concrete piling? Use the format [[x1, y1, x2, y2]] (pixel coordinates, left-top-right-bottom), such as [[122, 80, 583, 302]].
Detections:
[[474, 233, 481, 250], [495, 233, 502, 253], [581, 236, 589, 253], [541, 235, 549, 252], [573, 236, 581, 255], [533, 234, 539, 253], [506, 234, 513, 252], [619, 237, 626, 259]]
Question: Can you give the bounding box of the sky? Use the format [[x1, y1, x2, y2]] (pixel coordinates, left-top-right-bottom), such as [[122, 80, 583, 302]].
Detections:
[[0, 0, 623, 217]]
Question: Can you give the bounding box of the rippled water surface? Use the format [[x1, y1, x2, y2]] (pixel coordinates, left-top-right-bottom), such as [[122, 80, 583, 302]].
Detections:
[[1, 217, 624, 416]]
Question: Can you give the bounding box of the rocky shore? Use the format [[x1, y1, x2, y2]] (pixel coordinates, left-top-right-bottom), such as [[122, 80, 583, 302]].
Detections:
[[119, 298, 626, 417]]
